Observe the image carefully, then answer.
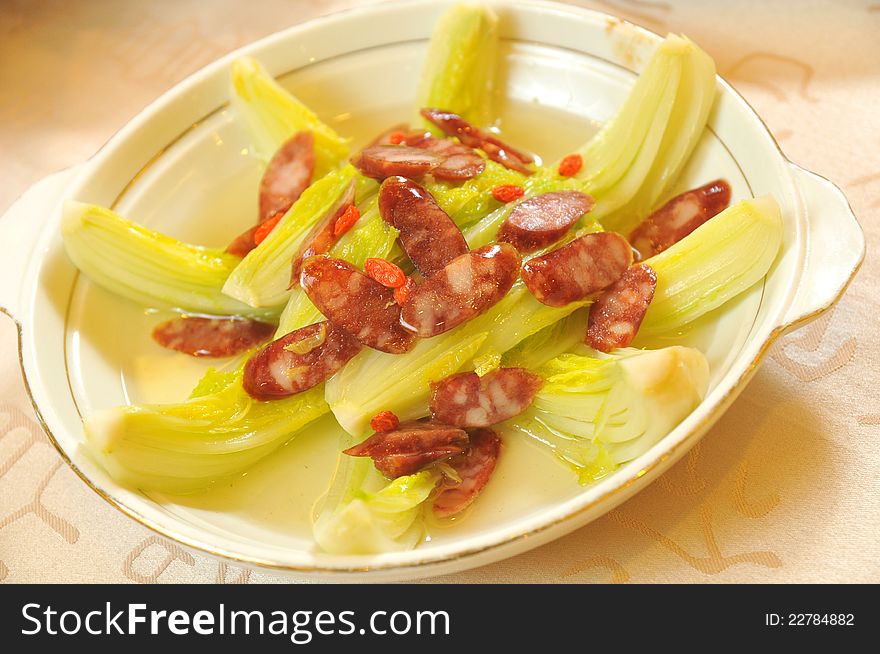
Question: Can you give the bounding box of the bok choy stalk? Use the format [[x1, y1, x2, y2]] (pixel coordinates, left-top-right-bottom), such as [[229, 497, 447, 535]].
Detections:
[[314, 447, 440, 554], [61, 201, 275, 319], [85, 366, 329, 493], [639, 196, 783, 337], [325, 282, 588, 435], [230, 56, 349, 177], [427, 160, 528, 230], [598, 35, 717, 234], [415, 4, 498, 131], [222, 165, 357, 308], [509, 346, 709, 483], [463, 33, 716, 245]]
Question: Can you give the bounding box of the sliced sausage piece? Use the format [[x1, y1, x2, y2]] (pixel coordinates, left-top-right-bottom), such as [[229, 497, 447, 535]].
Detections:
[[430, 368, 543, 428], [586, 264, 657, 352], [497, 191, 595, 253], [418, 137, 485, 181], [521, 232, 633, 307], [400, 243, 520, 338], [629, 179, 732, 259], [300, 256, 417, 354], [433, 427, 501, 518], [226, 224, 260, 258], [378, 177, 469, 277], [259, 131, 315, 222], [352, 145, 442, 180], [242, 321, 362, 400], [152, 316, 275, 358], [343, 420, 469, 479], [420, 108, 534, 175], [289, 180, 356, 283]]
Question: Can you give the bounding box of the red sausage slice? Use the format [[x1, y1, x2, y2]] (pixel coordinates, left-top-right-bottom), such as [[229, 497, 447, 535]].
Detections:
[[629, 179, 731, 259], [152, 316, 275, 358], [343, 420, 469, 479], [497, 191, 595, 253], [420, 108, 534, 175], [430, 367, 543, 428], [521, 232, 633, 307], [586, 264, 657, 352], [300, 256, 417, 354], [259, 131, 315, 222], [400, 243, 520, 338], [433, 427, 501, 518], [378, 177, 469, 277], [352, 145, 442, 180], [242, 321, 362, 400], [418, 137, 485, 181], [225, 224, 260, 258], [289, 180, 356, 284]]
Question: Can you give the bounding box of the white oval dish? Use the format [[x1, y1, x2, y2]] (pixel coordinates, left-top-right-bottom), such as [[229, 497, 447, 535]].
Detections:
[[0, 0, 864, 581]]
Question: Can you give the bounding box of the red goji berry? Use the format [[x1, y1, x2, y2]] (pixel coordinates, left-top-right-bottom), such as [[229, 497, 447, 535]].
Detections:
[[393, 276, 415, 305], [491, 184, 525, 203], [388, 131, 407, 145], [253, 213, 283, 246], [558, 153, 583, 177], [333, 204, 360, 237], [370, 410, 400, 433], [364, 258, 407, 288]]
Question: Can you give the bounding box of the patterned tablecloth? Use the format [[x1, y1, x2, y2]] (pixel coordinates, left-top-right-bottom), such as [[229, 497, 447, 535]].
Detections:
[[1, 0, 877, 584]]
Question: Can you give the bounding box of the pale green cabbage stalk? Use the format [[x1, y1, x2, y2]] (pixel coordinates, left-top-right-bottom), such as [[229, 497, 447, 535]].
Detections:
[[314, 450, 440, 554], [230, 56, 349, 177], [509, 346, 709, 483], [61, 201, 275, 319], [84, 366, 329, 493], [222, 165, 357, 308], [415, 3, 498, 130], [463, 33, 716, 244], [640, 196, 783, 337]]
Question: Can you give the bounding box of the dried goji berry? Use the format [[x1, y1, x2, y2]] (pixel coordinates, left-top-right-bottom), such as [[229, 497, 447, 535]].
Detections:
[[370, 410, 400, 433], [558, 153, 583, 177], [491, 184, 525, 203], [388, 131, 407, 145], [253, 213, 283, 246], [393, 276, 415, 305], [364, 258, 407, 288], [333, 204, 360, 237]]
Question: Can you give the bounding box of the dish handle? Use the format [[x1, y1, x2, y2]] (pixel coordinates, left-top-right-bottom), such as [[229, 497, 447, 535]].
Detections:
[[0, 166, 81, 320], [778, 163, 866, 333]]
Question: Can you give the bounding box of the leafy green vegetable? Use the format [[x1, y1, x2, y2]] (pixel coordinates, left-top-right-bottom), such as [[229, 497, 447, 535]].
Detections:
[[415, 4, 498, 130], [230, 56, 349, 177], [639, 196, 783, 337], [599, 35, 717, 233], [61, 201, 276, 319], [326, 282, 588, 435], [509, 346, 709, 483], [222, 165, 357, 308], [462, 33, 716, 245], [85, 366, 329, 493], [314, 449, 440, 554]]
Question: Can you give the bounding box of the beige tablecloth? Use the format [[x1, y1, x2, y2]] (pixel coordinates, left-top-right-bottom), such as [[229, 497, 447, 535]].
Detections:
[[1, 0, 877, 584]]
